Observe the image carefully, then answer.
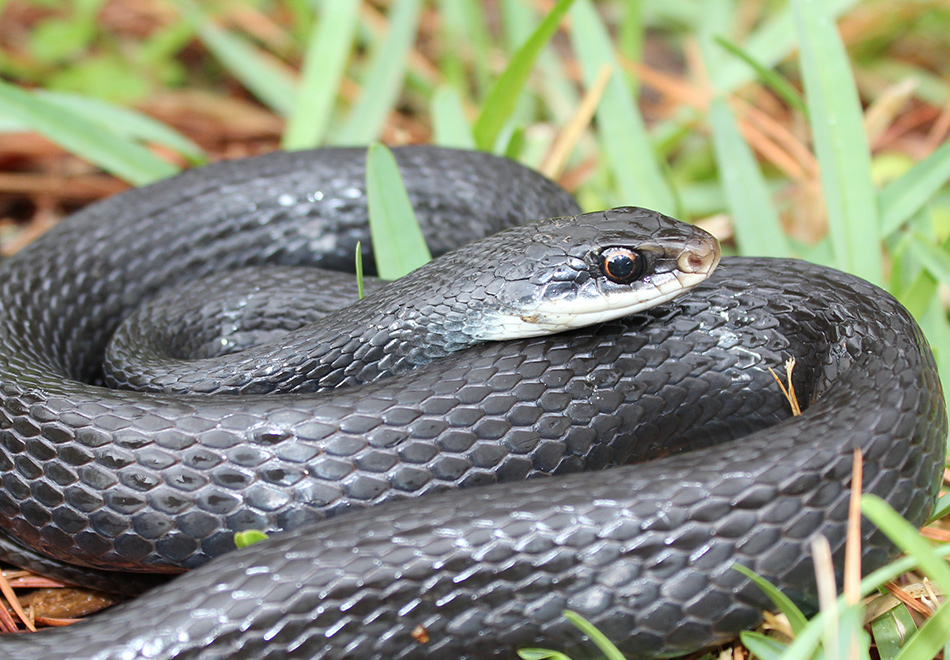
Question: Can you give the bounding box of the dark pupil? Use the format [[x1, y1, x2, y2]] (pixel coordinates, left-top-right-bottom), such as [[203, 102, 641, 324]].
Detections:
[[604, 250, 640, 283]]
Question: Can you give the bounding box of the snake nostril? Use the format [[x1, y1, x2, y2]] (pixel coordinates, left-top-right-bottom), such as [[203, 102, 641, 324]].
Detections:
[[678, 249, 708, 274]]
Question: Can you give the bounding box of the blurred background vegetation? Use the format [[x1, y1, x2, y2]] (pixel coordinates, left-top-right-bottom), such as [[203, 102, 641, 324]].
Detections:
[[0, 0, 949, 656]]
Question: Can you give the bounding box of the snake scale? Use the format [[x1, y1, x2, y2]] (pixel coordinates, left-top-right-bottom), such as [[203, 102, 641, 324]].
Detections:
[[0, 146, 944, 659]]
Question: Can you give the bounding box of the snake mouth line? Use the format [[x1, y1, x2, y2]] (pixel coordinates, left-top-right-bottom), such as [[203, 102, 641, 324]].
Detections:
[[485, 272, 709, 338]]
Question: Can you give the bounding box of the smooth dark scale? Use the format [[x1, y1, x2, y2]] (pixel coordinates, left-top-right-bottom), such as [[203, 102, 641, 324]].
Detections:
[[0, 147, 943, 660]]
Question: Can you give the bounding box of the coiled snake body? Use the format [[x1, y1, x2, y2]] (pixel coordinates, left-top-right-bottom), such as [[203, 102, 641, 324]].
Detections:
[[0, 147, 944, 658]]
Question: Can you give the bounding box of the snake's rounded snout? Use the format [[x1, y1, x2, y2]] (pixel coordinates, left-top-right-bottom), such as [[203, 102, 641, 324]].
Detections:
[[677, 235, 721, 276]]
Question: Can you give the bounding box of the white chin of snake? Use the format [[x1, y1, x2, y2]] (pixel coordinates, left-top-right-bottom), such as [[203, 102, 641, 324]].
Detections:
[[477, 270, 710, 342]]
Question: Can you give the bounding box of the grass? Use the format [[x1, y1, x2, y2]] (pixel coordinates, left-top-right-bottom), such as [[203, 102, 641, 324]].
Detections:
[[0, 0, 948, 656]]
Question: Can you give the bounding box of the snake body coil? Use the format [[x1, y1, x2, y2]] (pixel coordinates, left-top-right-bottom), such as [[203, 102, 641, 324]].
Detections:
[[0, 147, 944, 659]]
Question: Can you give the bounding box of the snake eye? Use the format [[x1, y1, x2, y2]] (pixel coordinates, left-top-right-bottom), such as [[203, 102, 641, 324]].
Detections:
[[599, 247, 645, 284]]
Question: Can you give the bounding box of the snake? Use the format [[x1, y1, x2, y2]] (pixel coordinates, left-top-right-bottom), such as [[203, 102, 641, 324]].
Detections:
[[0, 146, 944, 659]]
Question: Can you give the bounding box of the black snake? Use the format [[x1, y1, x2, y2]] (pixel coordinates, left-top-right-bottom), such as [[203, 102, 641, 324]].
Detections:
[[0, 146, 944, 658]]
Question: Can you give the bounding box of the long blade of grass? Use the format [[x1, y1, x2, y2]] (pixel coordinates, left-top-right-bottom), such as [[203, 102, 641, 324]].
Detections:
[[840, 605, 871, 659], [708, 98, 792, 258], [431, 86, 475, 149], [365, 144, 431, 280], [738, 631, 790, 659], [540, 63, 611, 179], [516, 649, 571, 660], [771, 602, 867, 660], [472, 0, 575, 151], [281, 0, 360, 149], [561, 611, 625, 660], [175, 0, 296, 117], [793, 0, 882, 284], [37, 90, 205, 164], [905, 232, 950, 290], [617, 0, 643, 68], [863, 546, 950, 603], [0, 80, 178, 185], [732, 564, 809, 634], [880, 140, 950, 236], [696, 0, 734, 87], [498, 0, 539, 128], [334, 0, 422, 145], [928, 492, 950, 524], [893, 219, 946, 320], [505, 0, 580, 127], [872, 603, 917, 659], [861, 495, 950, 592], [713, 37, 807, 116], [436, 0, 493, 97], [920, 298, 950, 411], [713, 0, 860, 93], [894, 601, 950, 660], [766, 536, 950, 660], [569, 0, 673, 214], [355, 241, 365, 300]]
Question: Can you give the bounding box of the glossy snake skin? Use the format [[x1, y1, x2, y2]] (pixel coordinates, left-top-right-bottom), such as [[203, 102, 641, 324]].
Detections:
[[0, 147, 943, 659]]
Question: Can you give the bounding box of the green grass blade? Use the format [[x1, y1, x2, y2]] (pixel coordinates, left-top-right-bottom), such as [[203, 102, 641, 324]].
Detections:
[[355, 241, 365, 300], [176, 1, 296, 116], [841, 606, 872, 659], [334, 0, 422, 145], [793, 0, 882, 284], [862, 495, 950, 592], [233, 529, 269, 548], [569, 0, 674, 214], [499, 0, 540, 127], [365, 144, 431, 280], [436, 0, 493, 97], [561, 611, 624, 660], [920, 297, 950, 413], [431, 85, 475, 149], [472, 0, 575, 151], [282, 0, 314, 42], [696, 0, 735, 89], [281, 0, 360, 149], [500, 0, 580, 129], [516, 649, 572, 660], [617, 0, 643, 67], [502, 126, 525, 160], [894, 600, 950, 660], [0, 117, 26, 132], [772, 603, 868, 660], [0, 80, 178, 185], [906, 232, 950, 290], [713, 36, 807, 116], [708, 97, 792, 258], [880, 140, 950, 236], [892, 217, 944, 320], [929, 492, 950, 524], [898, 267, 939, 321], [712, 0, 860, 92], [37, 90, 205, 163], [871, 603, 917, 659], [861, 545, 950, 601], [737, 631, 789, 659], [732, 564, 809, 633]]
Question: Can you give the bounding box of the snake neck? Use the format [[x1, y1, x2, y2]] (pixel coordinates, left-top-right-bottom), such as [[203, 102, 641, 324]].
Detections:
[[102, 281, 492, 396]]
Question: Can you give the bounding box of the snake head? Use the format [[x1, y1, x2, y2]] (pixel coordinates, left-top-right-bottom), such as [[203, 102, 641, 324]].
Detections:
[[470, 206, 721, 341]]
